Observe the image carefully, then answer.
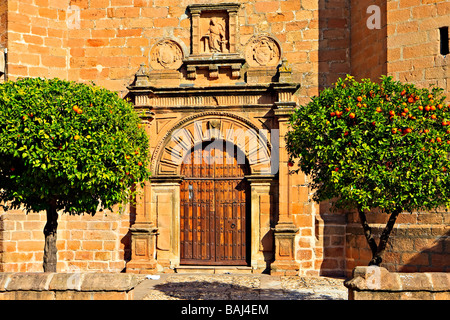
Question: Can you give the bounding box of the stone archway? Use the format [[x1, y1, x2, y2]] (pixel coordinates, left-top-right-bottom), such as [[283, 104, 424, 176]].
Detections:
[[148, 113, 276, 271], [152, 112, 273, 177]]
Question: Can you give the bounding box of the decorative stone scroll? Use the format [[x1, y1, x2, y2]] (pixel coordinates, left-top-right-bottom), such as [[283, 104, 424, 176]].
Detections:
[[150, 39, 184, 70], [245, 35, 281, 67]]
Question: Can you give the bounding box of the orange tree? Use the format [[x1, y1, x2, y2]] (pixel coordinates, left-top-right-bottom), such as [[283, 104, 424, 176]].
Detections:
[[286, 75, 450, 266], [0, 78, 150, 272]]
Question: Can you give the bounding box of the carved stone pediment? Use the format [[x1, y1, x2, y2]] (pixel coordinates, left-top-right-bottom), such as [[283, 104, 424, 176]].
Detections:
[[130, 3, 298, 93]]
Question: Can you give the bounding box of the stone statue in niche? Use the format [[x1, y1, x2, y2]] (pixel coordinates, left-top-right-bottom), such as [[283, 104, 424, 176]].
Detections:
[[245, 35, 281, 67], [150, 39, 183, 70], [206, 18, 228, 53]]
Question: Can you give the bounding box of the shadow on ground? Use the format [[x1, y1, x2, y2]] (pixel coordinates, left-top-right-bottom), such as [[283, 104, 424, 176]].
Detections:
[[146, 280, 346, 300]]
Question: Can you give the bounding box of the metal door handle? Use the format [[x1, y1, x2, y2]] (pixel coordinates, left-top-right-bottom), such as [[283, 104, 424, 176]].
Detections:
[[230, 223, 236, 229]]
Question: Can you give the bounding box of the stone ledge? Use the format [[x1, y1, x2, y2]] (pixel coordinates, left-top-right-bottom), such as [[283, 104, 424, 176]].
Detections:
[[345, 266, 450, 300], [0, 272, 146, 293]]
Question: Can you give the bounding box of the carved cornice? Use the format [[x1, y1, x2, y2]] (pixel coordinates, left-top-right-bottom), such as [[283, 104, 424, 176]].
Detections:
[[187, 3, 241, 14]]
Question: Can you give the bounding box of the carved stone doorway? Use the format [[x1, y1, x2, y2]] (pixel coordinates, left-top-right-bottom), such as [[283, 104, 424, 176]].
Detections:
[[180, 140, 250, 266]]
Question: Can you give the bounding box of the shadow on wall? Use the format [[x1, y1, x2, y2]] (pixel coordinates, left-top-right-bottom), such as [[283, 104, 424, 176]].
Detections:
[[319, 0, 388, 89], [120, 203, 136, 271], [399, 230, 450, 273], [316, 201, 347, 277], [318, 0, 351, 90]]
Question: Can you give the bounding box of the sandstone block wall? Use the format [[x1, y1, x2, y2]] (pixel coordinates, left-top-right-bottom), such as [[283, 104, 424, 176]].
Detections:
[[0, 0, 448, 276], [0, 208, 132, 272], [346, 210, 449, 277], [386, 0, 449, 92], [4, 0, 327, 102]]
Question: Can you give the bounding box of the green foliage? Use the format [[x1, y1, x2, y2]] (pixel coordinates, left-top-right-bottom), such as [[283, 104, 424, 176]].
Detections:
[[0, 78, 150, 215], [286, 75, 450, 214]]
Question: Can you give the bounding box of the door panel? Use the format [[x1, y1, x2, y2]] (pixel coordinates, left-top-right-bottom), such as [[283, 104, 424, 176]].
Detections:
[[180, 141, 248, 265]]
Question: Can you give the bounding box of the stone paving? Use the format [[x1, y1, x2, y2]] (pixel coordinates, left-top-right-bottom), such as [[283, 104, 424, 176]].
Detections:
[[133, 274, 348, 300]]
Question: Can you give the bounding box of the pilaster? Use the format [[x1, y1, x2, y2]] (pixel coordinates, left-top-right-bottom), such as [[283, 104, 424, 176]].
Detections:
[[271, 70, 300, 275]]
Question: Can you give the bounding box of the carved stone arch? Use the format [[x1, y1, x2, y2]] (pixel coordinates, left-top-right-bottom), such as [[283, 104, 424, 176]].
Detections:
[[152, 112, 272, 176]]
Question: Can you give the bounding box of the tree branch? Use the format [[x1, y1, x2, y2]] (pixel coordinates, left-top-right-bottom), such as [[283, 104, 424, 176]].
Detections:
[[373, 207, 402, 264], [357, 207, 378, 259]]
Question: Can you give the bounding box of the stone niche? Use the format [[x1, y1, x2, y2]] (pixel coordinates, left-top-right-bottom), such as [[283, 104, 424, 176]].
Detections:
[[188, 3, 240, 56], [184, 3, 244, 81]]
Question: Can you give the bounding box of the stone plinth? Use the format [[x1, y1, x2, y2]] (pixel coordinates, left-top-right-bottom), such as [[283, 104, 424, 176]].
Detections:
[[345, 266, 450, 300]]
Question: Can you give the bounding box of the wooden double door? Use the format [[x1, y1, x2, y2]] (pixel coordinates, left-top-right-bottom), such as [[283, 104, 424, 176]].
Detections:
[[180, 141, 249, 265]]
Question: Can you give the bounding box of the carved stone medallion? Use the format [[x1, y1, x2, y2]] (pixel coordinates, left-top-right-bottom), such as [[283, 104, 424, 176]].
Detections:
[[150, 40, 183, 70], [245, 36, 281, 67]]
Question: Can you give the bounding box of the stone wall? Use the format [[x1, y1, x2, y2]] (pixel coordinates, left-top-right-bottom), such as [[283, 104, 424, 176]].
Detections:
[[345, 210, 449, 277], [0, 272, 144, 300], [350, 0, 387, 81], [0, 207, 132, 273], [0, 0, 448, 277], [4, 0, 324, 101], [345, 266, 450, 300], [386, 0, 449, 92]]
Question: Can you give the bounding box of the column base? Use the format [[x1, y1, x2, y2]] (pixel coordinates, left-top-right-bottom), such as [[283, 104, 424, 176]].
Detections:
[[125, 261, 158, 274], [125, 223, 158, 274], [270, 221, 299, 276]]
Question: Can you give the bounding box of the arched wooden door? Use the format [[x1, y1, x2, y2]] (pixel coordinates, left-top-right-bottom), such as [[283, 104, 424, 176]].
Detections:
[[180, 141, 250, 265]]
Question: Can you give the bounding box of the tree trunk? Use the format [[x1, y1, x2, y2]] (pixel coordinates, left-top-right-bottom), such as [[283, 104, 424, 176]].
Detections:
[[43, 202, 58, 272], [357, 207, 402, 266]]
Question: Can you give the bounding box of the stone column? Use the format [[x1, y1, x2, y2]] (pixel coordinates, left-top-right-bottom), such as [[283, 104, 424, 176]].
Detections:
[[227, 8, 239, 53], [190, 9, 201, 55]]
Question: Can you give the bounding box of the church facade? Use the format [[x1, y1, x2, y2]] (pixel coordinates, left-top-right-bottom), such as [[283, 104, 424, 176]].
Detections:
[[0, 0, 448, 276]]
